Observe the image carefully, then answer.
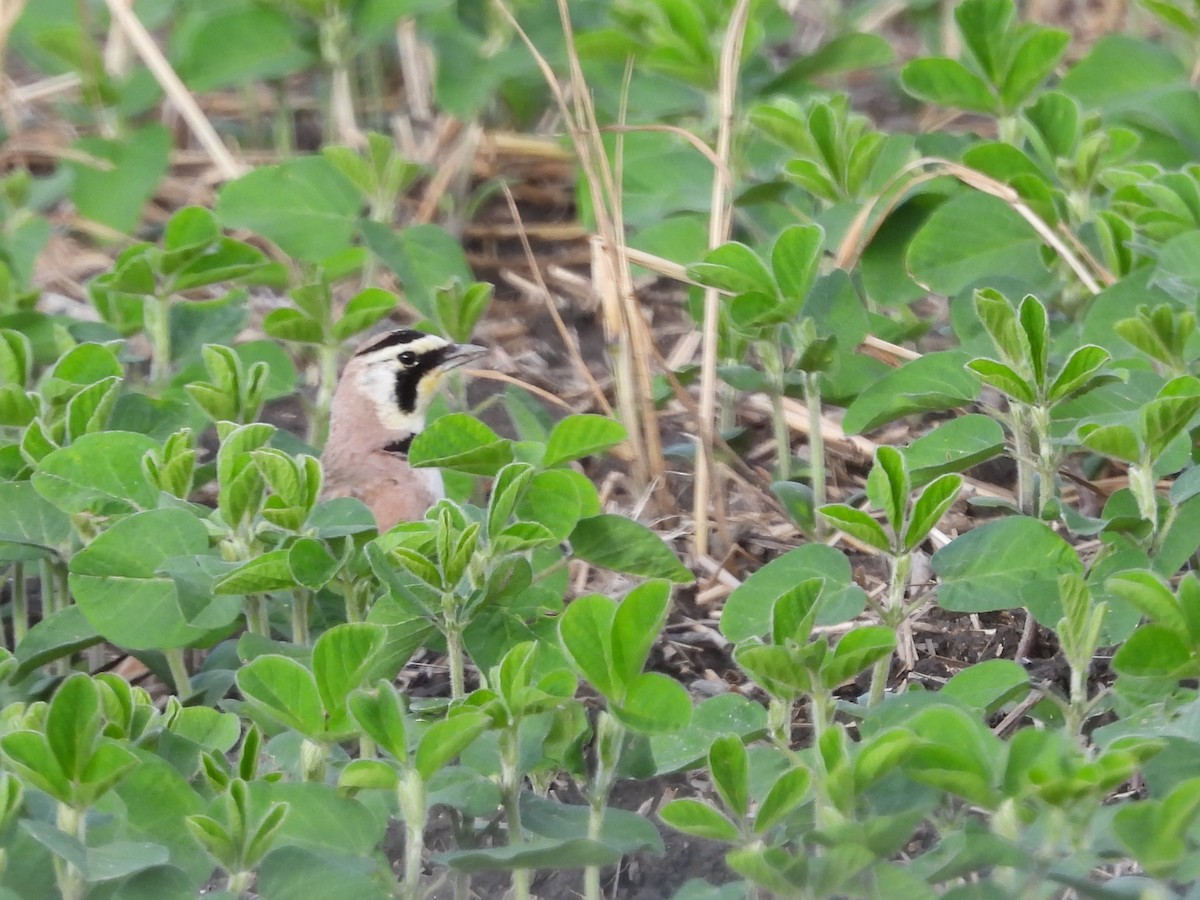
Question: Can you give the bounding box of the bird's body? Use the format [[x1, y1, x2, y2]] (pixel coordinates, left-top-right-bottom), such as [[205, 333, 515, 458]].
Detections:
[[320, 329, 485, 531]]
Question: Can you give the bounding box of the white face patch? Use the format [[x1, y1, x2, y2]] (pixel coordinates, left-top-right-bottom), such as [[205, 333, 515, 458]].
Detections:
[[354, 334, 453, 434]]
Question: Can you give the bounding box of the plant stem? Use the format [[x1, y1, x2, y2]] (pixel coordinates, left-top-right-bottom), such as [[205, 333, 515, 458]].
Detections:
[[244, 595, 270, 638], [805, 373, 826, 538], [165, 647, 190, 695], [869, 552, 911, 707], [291, 589, 312, 645], [1030, 404, 1057, 514], [11, 562, 26, 647], [344, 575, 368, 623], [397, 770, 428, 900], [584, 712, 624, 900], [500, 727, 531, 900], [227, 870, 254, 898], [311, 343, 340, 447], [145, 293, 172, 391], [55, 804, 85, 900], [1010, 408, 1036, 516], [771, 388, 791, 481], [442, 592, 465, 700]]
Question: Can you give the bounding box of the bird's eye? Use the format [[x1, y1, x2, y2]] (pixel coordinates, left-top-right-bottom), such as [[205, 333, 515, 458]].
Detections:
[[397, 351, 418, 367]]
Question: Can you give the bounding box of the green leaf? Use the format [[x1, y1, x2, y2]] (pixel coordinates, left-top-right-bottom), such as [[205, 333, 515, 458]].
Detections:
[[932, 516, 1082, 623], [33, 431, 159, 515], [174, 5, 313, 91], [338, 759, 399, 792], [543, 414, 627, 468], [47, 674, 100, 781], [708, 735, 750, 818], [569, 514, 692, 583], [414, 713, 489, 781], [312, 623, 387, 725], [941, 658, 1030, 710], [722, 545, 866, 642], [14, 607, 102, 679], [1001, 28, 1070, 109], [436, 837, 623, 873], [867, 445, 909, 533], [288, 538, 340, 591], [559, 594, 616, 697], [903, 415, 1005, 484], [956, 0, 1014, 81], [611, 580, 671, 688], [822, 626, 896, 688], [904, 474, 962, 552], [688, 242, 775, 295], [408, 413, 513, 476], [82, 840, 170, 883], [901, 58, 997, 113], [348, 683, 408, 762], [659, 799, 739, 842], [1, 732, 70, 801], [361, 221, 474, 321], [818, 504, 890, 552], [333, 288, 398, 342], [69, 125, 171, 234], [1106, 570, 1188, 637], [842, 351, 979, 434], [520, 793, 664, 853], [1079, 423, 1140, 464], [1113, 624, 1193, 678], [213, 550, 296, 594], [263, 308, 323, 345], [237, 655, 324, 738], [217, 156, 361, 262], [256, 847, 390, 900], [754, 766, 813, 833], [907, 193, 1051, 297], [612, 671, 692, 734], [967, 358, 1035, 404], [771, 224, 824, 310], [70, 508, 221, 650], [1048, 345, 1111, 402]]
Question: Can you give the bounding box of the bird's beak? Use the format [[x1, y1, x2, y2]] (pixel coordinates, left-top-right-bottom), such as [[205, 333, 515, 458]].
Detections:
[[439, 343, 488, 371]]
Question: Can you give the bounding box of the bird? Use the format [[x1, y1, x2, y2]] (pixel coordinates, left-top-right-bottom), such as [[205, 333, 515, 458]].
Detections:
[[320, 328, 486, 531]]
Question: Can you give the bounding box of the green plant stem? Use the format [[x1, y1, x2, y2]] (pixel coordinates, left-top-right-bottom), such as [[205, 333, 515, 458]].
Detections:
[[805, 373, 827, 538], [584, 712, 623, 900], [397, 770, 428, 900], [145, 293, 172, 391], [299, 738, 327, 782], [11, 562, 26, 647], [291, 589, 312, 645], [810, 690, 831, 744], [40, 558, 58, 617], [499, 727, 531, 900], [244, 595, 270, 638], [311, 343, 340, 447], [771, 388, 791, 481], [165, 647, 191, 696], [343, 576, 369, 623], [1065, 663, 1088, 737], [997, 114, 1019, 145], [1030, 404, 1057, 514], [1010, 409, 1036, 516], [767, 696, 792, 748], [442, 592, 466, 700], [55, 804, 85, 900], [227, 870, 254, 898], [869, 552, 911, 707]]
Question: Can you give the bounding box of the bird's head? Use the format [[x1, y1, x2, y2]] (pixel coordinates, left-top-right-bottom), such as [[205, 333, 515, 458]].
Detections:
[[338, 329, 487, 443]]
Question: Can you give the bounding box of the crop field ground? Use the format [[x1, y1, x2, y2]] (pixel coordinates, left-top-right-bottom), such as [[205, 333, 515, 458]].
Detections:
[[2, 0, 1200, 897]]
